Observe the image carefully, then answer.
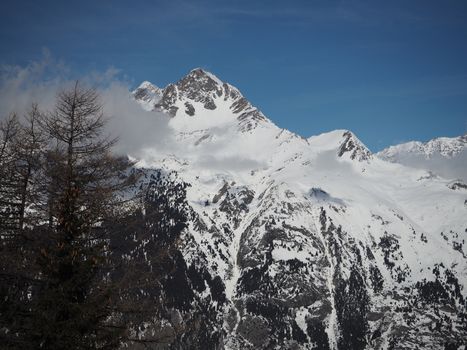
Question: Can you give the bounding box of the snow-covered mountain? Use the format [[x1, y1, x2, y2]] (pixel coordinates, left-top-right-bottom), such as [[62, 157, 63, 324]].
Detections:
[[130, 69, 467, 349], [377, 135, 467, 183], [132, 80, 163, 111]]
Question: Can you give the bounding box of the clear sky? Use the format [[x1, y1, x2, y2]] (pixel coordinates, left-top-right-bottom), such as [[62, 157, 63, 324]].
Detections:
[[1, 0, 467, 151]]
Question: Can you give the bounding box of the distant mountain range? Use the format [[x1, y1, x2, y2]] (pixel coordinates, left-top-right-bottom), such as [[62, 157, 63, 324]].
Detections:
[[377, 135, 467, 182]]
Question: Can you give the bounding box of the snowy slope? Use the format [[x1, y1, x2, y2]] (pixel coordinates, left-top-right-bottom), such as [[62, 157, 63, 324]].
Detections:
[[377, 135, 467, 182], [131, 69, 467, 350]]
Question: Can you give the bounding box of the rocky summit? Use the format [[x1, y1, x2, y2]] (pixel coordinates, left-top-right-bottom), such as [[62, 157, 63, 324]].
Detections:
[[130, 69, 467, 349]]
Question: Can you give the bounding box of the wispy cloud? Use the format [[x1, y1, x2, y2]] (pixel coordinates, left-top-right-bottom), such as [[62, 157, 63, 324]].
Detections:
[[0, 51, 267, 172], [0, 51, 172, 157]]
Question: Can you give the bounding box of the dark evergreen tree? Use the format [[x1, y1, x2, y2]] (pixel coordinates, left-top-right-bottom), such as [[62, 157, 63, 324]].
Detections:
[[30, 82, 134, 349], [0, 107, 46, 349], [0, 83, 135, 349]]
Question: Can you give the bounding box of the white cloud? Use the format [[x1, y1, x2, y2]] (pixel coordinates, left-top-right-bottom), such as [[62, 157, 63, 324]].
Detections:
[[194, 154, 264, 171], [0, 51, 173, 158], [0, 52, 268, 174]]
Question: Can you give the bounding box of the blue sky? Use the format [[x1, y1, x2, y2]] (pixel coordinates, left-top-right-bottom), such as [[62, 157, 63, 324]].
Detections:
[[1, 0, 467, 151]]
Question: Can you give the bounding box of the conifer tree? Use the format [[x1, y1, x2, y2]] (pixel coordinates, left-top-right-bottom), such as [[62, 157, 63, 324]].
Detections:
[[30, 82, 134, 349], [0, 106, 46, 349], [0, 83, 135, 349]]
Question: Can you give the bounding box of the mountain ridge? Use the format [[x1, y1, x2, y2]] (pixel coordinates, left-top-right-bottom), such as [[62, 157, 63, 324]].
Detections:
[[377, 134, 467, 182], [378, 134, 467, 159], [129, 69, 466, 349], [134, 69, 465, 170]]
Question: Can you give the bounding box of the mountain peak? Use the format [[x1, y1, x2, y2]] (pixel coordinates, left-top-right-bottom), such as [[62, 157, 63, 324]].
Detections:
[[187, 67, 223, 84], [134, 69, 269, 132], [378, 133, 467, 160], [307, 130, 372, 161], [137, 80, 159, 90], [132, 81, 162, 111], [337, 130, 372, 161], [189, 67, 204, 74], [173, 68, 225, 110]]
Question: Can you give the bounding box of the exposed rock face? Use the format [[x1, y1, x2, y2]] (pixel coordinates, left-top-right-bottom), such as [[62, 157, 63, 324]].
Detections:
[[132, 81, 163, 111], [128, 69, 467, 349], [338, 131, 372, 161], [175, 68, 222, 110], [134, 68, 267, 132]]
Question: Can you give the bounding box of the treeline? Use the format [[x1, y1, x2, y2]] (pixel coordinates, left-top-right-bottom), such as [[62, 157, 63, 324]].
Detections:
[[0, 83, 207, 349]]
